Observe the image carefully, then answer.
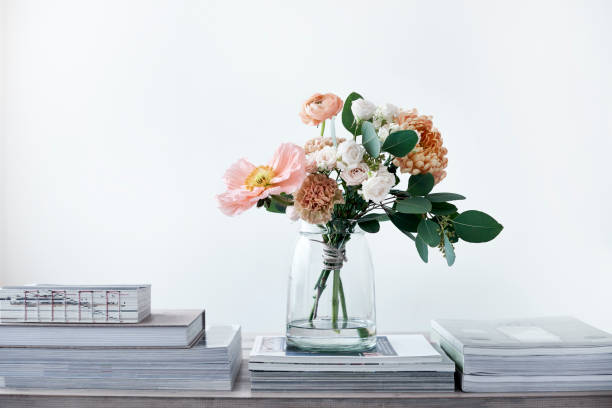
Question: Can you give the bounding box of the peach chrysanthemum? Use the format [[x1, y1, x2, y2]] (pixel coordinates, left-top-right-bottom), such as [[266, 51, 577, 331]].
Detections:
[[392, 109, 448, 184], [304, 136, 346, 155], [293, 174, 344, 224]]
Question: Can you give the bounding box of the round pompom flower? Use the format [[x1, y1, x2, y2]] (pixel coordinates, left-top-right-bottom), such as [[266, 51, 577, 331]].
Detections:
[[217, 143, 307, 216], [304, 136, 345, 154], [299, 93, 343, 126], [392, 109, 448, 184], [293, 174, 344, 224]]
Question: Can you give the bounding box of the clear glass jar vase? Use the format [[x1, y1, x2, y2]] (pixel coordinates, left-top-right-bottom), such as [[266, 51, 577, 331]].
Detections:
[[286, 221, 377, 352]]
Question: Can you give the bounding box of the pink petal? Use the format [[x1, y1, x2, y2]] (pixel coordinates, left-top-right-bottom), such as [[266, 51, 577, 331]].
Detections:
[[223, 159, 255, 189]]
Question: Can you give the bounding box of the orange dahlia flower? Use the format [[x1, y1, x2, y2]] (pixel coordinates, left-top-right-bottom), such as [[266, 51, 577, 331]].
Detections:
[[392, 109, 448, 184]]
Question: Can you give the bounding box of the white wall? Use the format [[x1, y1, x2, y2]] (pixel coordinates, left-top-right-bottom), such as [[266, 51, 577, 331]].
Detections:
[[2, 0, 611, 333], [0, 0, 6, 284]]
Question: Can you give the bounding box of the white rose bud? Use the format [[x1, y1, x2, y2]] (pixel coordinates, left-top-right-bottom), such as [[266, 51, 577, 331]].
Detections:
[[351, 99, 377, 121], [337, 140, 365, 165], [315, 146, 338, 171], [340, 163, 369, 186], [361, 169, 396, 202], [378, 103, 399, 122]]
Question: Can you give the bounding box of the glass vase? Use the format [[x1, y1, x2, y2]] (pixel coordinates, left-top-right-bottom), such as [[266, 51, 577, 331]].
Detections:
[[286, 221, 377, 352]]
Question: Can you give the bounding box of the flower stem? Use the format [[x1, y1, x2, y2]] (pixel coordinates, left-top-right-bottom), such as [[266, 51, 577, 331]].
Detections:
[[331, 269, 340, 330], [338, 275, 348, 324], [320, 120, 326, 137]]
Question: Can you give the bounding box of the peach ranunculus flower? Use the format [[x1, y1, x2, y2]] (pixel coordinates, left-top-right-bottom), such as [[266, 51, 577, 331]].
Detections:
[[293, 173, 344, 224], [217, 143, 307, 216], [299, 93, 343, 126]]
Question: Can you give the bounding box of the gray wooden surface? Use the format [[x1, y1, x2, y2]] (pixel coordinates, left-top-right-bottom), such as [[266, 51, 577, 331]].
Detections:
[[1, 335, 612, 407]]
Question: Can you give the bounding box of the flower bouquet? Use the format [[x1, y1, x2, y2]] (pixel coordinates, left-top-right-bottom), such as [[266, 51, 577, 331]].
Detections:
[[218, 91, 503, 351]]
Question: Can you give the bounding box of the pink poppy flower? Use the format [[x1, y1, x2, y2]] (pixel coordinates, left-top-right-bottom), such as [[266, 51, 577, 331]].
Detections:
[[217, 143, 307, 216]]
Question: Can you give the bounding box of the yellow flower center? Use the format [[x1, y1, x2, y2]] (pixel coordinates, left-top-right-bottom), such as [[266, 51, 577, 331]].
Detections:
[[245, 165, 275, 191]]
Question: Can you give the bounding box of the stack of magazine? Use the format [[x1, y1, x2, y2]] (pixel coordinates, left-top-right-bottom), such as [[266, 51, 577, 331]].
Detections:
[[0, 284, 242, 390], [431, 316, 612, 392], [249, 334, 455, 392], [0, 284, 151, 323]]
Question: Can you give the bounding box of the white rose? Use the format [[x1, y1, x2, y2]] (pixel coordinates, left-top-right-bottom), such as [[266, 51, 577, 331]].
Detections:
[[361, 169, 395, 202], [338, 140, 365, 165], [376, 168, 396, 187], [372, 117, 383, 130], [377, 103, 399, 122], [351, 99, 376, 121], [286, 205, 300, 221], [315, 146, 338, 171], [378, 124, 390, 142], [340, 163, 369, 186]]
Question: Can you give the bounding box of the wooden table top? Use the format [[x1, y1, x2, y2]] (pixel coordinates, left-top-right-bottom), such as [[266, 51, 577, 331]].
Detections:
[[1, 335, 612, 408]]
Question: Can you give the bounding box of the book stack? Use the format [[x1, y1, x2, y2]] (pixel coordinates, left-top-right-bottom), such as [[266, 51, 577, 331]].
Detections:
[[431, 316, 612, 392], [249, 334, 455, 392], [0, 285, 242, 391], [0, 284, 151, 323]]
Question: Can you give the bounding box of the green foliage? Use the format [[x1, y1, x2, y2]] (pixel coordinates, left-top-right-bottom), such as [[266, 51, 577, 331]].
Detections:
[[430, 202, 458, 216], [426, 192, 466, 202], [415, 236, 429, 263], [381, 130, 418, 157], [396, 197, 432, 214], [361, 121, 381, 157], [417, 219, 440, 247], [358, 219, 380, 233], [443, 234, 456, 266], [342, 92, 363, 135], [452, 210, 503, 243], [385, 209, 418, 240], [358, 213, 389, 222], [408, 173, 435, 196]]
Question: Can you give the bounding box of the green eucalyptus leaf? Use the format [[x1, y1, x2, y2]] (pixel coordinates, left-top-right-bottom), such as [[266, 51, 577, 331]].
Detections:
[[408, 173, 435, 196], [453, 210, 503, 243], [426, 192, 466, 202], [417, 219, 440, 247], [359, 213, 389, 222], [396, 197, 432, 214], [381, 130, 418, 157], [444, 234, 456, 266], [361, 121, 381, 157], [358, 219, 380, 233], [342, 92, 363, 135], [415, 236, 429, 263], [265, 200, 286, 214], [430, 202, 458, 216], [385, 209, 418, 240]]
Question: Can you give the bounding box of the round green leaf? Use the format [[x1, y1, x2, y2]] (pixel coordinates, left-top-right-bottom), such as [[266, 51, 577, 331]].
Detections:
[[443, 234, 456, 266], [430, 202, 458, 216], [417, 219, 440, 247], [396, 197, 432, 214], [426, 192, 466, 202], [381, 130, 418, 157], [358, 219, 380, 233], [385, 210, 419, 240], [361, 121, 381, 157], [341, 92, 363, 135], [408, 173, 435, 196], [415, 236, 429, 263], [453, 210, 503, 243]]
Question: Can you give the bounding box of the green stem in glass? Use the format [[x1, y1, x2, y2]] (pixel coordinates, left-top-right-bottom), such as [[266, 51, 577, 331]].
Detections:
[[320, 120, 326, 137], [331, 269, 340, 329]]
